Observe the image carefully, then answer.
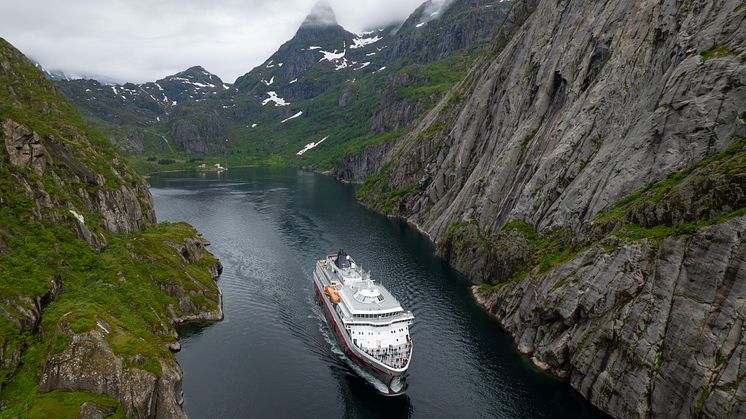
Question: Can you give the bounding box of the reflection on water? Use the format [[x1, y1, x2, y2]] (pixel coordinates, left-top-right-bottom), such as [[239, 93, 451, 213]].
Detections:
[[149, 167, 607, 419]]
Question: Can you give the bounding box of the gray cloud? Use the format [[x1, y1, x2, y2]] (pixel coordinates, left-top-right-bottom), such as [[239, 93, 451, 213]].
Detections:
[[0, 0, 430, 84]]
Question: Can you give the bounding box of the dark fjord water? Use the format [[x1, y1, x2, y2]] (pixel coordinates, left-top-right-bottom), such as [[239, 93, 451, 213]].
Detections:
[[149, 167, 606, 419]]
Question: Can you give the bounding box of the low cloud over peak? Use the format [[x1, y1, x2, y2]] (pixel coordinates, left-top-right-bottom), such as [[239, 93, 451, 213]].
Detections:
[[0, 0, 433, 84], [301, 1, 338, 28]]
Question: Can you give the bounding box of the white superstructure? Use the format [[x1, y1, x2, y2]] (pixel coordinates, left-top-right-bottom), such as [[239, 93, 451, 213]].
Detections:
[[313, 250, 414, 393]]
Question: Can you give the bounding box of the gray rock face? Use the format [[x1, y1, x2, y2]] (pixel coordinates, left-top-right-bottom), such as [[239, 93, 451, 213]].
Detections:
[[385, 0, 513, 64], [335, 0, 746, 416], [347, 0, 745, 239], [2, 120, 46, 171], [34, 231, 223, 418], [332, 139, 394, 181], [168, 115, 226, 155], [79, 401, 116, 419], [0, 276, 61, 393], [165, 236, 224, 324], [369, 71, 425, 135], [0, 119, 156, 248], [40, 330, 185, 419], [476, 216, 746, 418]]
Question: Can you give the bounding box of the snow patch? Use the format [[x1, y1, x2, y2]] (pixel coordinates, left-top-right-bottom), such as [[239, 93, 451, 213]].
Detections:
[[307, 46, 322, 50], [69, 209, 85, 224], [262, 91, 290, 106], [251, 123, 258, 128], [289, 79, 298, 84], [350, 34, 382, 49], [319, 49, 346, 61], [319, 49, 350, 70], [281, 111, 303, 123], [296, 136, 329, 156], [261, 76, 275, 86], [416, 22, 426, 28], [357, 62, 371, 70]]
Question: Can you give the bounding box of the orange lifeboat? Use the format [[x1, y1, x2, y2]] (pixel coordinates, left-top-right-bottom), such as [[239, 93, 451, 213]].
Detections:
[[324, 286, 341, 303]]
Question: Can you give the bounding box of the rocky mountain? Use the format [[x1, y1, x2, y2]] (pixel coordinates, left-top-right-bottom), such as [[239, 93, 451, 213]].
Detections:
[[234, 1, 385, 97], [385, 0, 511, 63], [49, 0, 512, 172], [337, 0, 746, 416], [0, 38, 222, 417], [54, 65, 231, 154]]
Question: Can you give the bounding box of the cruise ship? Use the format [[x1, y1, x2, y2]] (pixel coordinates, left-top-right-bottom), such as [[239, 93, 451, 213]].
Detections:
[[313, 250, 414, 394]]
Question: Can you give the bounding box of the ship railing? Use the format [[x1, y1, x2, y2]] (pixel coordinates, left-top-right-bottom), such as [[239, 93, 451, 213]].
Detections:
[[344, 311, 414, 323], [355, 341, 413, 369]]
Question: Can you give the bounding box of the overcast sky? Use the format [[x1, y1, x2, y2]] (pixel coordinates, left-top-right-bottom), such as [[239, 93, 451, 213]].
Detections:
[[0, 0, 429, 84]]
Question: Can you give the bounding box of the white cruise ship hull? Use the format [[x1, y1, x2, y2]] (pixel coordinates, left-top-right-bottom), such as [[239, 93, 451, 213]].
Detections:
[[313, 269, 409, 394]]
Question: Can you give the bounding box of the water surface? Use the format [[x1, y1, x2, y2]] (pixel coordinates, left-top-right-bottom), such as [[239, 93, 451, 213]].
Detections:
[[149, 167, 606, 419]]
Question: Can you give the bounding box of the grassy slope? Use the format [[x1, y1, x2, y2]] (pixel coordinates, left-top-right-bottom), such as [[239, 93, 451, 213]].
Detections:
[[0, 222, 219, 418], [126, 52, 476, 174], [0, 38, 220, 417]]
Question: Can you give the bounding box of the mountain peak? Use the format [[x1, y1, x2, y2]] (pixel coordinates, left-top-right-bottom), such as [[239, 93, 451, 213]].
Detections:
[[301, 1, 337, 28]]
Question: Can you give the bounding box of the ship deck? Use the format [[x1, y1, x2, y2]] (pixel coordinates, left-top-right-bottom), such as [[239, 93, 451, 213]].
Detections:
[[356, 340, 412, 369]]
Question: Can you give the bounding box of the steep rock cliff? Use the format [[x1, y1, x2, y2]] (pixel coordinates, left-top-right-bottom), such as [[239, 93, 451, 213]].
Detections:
[[354, 0, 744, 237], [339, 0, 746, 417], [475, 215, 746, 418]]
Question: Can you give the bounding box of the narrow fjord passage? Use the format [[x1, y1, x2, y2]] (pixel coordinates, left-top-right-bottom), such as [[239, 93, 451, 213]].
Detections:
[[150, 167, 605, 419]]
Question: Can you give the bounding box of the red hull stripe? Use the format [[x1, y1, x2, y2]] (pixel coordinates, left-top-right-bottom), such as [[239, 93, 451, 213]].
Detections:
[[314, 280, 393, 380]]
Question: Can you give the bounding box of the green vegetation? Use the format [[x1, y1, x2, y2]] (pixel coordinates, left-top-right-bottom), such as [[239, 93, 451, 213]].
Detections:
[[0, 38, 221, 417], [0, 39, 131, 191], [111, 50, 478, 176], [357, 161, 425, 214], [519, 130, 536, 160], [418, 123, 445, 140], [491, 37, 512, 57], [700, 44, 735, 61], [0, 217, 220, 417], [457, 139, 746, 292], [396, 53, 474, 103], [695, 386, 711, 415], [595, 138, 746, 240]]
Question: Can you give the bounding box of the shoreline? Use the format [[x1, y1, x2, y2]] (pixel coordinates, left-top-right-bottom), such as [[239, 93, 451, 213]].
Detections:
[[140, 164, 261, 178], [469, 286, 560, 376]]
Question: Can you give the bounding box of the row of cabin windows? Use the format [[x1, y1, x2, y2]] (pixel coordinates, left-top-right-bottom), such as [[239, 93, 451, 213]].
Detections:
[[352, 330, 405, 336], [355, 311, 401, 319], [349, 322, 406, 329]]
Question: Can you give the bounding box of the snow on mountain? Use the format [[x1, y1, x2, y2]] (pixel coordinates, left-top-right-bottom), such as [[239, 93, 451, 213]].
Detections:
[[296, 136, 329, 156], [262, 91, 290, 106], [281, 111, 303, 123]]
